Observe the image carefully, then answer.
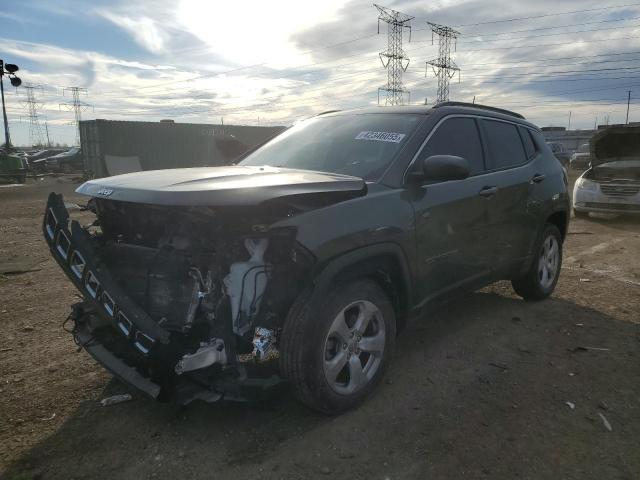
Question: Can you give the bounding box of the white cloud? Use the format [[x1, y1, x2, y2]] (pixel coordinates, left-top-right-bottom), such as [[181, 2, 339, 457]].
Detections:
[[97, 10, 169, 54]]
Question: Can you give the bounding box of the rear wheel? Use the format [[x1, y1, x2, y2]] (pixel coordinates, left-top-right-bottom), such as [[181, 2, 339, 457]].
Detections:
[[280, 279, 395, 414], [512, 223, 562, 301]]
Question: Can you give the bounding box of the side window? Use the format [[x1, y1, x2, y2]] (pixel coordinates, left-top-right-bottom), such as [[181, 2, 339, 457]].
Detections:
[[482, 120, 527, 170], [518, 126, 537, 159], [419, 117, 484, 174]]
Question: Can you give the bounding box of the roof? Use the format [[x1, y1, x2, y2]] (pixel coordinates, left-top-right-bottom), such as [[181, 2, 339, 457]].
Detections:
[[320, 103, 537, 128]]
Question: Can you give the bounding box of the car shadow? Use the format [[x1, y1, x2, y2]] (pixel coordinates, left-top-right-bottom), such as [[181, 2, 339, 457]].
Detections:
[[3, 290, 639, 480], [578, 213, 640, 234]]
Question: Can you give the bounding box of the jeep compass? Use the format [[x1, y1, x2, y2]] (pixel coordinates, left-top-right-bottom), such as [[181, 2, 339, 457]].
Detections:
[[43, 102, 570, 414]]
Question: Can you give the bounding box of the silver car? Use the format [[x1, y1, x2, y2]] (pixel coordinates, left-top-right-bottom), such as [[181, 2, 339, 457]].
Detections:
[[573, 127, 640, 217]]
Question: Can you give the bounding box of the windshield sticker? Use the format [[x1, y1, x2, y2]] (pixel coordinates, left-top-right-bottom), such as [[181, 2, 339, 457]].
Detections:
[[355, 131, 406, 143]]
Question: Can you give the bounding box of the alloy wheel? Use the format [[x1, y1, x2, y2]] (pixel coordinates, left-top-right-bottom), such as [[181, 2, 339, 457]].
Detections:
[[323, 300, 386, 395], [538, 235, 559, 289]]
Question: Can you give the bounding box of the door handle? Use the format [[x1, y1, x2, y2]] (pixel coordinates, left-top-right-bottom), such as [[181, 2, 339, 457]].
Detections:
[[478, 186, 498, 197], [530, 173, 546, 184]]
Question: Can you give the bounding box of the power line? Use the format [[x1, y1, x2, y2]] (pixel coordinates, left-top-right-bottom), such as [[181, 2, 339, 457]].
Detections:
[[450, 2, 640, 28], [374, 3, 414, 105]]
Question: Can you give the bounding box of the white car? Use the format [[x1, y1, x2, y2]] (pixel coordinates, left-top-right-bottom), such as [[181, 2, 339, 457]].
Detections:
[[573, 127, 640, 217]]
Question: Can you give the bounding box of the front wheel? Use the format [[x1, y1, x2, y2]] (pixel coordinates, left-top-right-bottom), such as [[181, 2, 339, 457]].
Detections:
[[512, 223, 563, 301], [280, 279, 396, 414]]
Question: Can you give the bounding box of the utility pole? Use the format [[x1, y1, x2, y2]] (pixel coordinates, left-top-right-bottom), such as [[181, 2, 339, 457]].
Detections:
[[568, 111, 572, 130], [426, 22, 460, 104], [60, 86, 91, 146], [22, 84, 45, 147], [44, 120, 52, 147], [374, 4, 414, 106], [626, 90, 632, 124], [0, 59, 22, 149]]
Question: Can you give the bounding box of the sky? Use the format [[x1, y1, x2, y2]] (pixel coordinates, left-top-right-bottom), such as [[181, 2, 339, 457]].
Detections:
[[2, 0, 640, 146]]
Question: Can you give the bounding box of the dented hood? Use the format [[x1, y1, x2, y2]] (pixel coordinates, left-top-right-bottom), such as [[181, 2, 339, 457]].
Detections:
[[76, 166, 367, 206]]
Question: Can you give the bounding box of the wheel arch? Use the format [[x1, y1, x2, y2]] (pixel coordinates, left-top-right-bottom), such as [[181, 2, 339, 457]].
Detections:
[[311, 243, 414, 332], [546, 209, 568, 242]]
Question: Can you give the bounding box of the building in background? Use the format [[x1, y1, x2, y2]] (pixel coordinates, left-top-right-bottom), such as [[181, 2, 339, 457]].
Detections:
[[542, 123, 640, 154], [80, 119, 285, 178]]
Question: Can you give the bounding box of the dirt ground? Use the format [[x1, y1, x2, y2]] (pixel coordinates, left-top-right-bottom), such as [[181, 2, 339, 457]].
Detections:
[[1, 174, 639, 480]]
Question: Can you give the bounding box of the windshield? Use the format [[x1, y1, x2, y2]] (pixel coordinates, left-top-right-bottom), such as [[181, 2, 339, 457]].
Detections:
[[239, 113, 423, 180]]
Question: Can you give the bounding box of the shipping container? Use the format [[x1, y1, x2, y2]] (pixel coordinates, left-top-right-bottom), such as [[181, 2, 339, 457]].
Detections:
[[79, 119, 286, 178]]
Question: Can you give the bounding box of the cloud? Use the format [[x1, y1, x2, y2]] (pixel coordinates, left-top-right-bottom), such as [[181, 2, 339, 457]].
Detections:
[[97, 10, 168, 54]]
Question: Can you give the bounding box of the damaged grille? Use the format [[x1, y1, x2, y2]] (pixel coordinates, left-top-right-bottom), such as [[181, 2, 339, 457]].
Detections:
[[43, 193, 169, 356], [600, 184, 640, 197]]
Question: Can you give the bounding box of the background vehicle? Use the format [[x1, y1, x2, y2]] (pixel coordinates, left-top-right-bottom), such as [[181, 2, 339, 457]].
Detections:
[[573, 125, 640, 217], [547, 142, 570, 167], [0, 150, 28, 183], [569, 143, 591, 170], [29, 149, 66, 173], [44, 147, 82, 173], [44, 103, 569, 414]]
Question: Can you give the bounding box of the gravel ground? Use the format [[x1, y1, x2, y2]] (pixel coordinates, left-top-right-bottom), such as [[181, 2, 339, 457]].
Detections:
[[1, 174, 639, 480]]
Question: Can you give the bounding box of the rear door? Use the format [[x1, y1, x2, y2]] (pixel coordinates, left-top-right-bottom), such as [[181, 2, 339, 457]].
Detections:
[[409, 116, 493, 304], [478, 119, 536, 273]]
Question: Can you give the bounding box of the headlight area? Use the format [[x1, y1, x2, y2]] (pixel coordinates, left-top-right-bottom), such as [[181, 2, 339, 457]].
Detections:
[[575, 176, 599, 192], [43, 192, 312, 405]]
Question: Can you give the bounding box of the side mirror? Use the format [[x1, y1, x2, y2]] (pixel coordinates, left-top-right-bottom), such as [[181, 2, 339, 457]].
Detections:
[[411, 155, 470, 183]]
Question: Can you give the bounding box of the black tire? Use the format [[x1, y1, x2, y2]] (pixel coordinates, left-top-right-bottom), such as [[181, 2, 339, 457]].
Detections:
[[512, 223, 563, 301], [573, 208, 589, 219], [280, 279, 396, 415]]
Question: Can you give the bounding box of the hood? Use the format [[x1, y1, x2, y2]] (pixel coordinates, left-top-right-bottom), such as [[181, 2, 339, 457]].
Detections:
[[75, 166, 367, 206], [591, 126, 640, 167]]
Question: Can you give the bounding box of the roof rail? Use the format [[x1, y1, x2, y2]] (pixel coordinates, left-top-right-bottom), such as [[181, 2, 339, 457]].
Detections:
[[433, 102, 525, 120]]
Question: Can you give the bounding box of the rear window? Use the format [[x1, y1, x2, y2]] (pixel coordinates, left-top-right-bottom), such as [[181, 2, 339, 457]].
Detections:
[[519, 126, 537, 159], [483, 120, 527, 170]]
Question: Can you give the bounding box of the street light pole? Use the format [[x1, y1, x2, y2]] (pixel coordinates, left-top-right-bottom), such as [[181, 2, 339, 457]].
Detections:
[[0, 59, 22, 149]]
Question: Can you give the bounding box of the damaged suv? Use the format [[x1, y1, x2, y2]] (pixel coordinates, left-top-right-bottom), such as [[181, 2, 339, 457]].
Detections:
[[44, 103, 570, 414]]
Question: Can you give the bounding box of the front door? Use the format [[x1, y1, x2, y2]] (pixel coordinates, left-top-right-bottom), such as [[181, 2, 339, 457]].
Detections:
[[408, 116, 492, 306]]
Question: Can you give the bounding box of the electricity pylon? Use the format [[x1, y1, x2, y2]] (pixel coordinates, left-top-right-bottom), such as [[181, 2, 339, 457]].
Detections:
[[22, 84, 45, 147], [60, 87, 91, 146], [374, 4, 414, 105], [425, 22, 460, 104]]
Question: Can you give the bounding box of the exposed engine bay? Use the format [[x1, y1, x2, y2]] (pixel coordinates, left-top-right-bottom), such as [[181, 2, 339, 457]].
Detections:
[[44, 193, 315, 404]]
